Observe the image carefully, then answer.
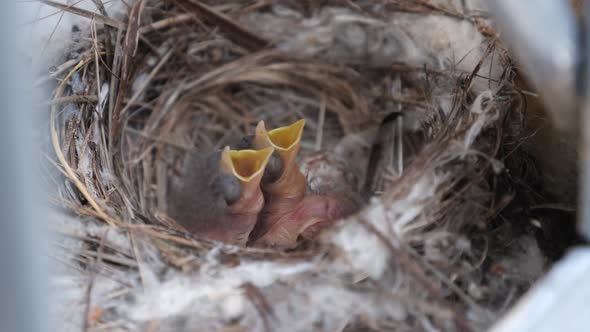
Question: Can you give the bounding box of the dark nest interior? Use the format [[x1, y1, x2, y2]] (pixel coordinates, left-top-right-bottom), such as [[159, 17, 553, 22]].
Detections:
[[40, 0, 580, 331]]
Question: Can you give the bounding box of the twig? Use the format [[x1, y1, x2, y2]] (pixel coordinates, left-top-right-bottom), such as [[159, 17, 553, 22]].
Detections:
[[530, 203, 576, 213], [34, 57, 84, 87], [314, 95, 326, 151], [108, 27, 124, 163], [139, 13, 194, 34], [241, 282, 275, 332], [37, 95, 98, 107], [168, 0, 270, 51], [111, 0, 145, 146], [35, 0, 125, 29]]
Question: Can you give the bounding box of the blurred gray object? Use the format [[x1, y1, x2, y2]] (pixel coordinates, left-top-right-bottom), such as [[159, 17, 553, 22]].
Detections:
[[490, 248, 590, 332], [489, 0, 590, 240], [488, 0, 580, 131], [0, 2, 50, 332], [489, 0, 590, 331]]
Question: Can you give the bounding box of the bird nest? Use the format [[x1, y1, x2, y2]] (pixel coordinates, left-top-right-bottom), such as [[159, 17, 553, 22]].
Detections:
[[42, 1, 559, 331]]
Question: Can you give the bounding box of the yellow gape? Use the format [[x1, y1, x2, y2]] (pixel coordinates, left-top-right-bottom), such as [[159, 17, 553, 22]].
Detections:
[[219, 146, 274, 216], [253, 119, 307, 199], [220, 146, 274, 183]]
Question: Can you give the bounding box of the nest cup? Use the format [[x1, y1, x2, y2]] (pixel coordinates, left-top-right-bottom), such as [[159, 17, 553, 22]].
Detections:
[[41, 1, 571, 331]]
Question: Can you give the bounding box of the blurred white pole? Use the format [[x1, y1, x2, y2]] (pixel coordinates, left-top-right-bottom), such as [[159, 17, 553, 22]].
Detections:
[[490, 248, 590, 332], [489, 1, 590, 331], [488, 0, 580, 131], [0, 2, 50, 332]]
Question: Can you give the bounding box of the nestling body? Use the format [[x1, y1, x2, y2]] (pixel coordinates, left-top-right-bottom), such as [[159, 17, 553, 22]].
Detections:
[[167, 119, 358, 247]]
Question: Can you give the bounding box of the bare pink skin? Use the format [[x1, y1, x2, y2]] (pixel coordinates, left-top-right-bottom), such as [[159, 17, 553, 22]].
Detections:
[[251, 194, 355, 248], [194, 213, 260, 245], [249, 120, 358, 247]]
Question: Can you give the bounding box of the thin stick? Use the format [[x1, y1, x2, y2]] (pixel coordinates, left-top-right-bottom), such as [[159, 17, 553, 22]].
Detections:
[[315, 95, 326, 151], [108, 28, 124, 164], [37, 95, 98, 107], [169, 0, 269, 51], [139, 13, 193, 34], [396, 111, 403, 177], [111, 0, 145, 145], [35, 0, 125, 29]]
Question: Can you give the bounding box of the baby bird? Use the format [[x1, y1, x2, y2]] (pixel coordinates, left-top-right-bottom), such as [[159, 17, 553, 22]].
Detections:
[[248, 119, 358, 247], [167, 146, 273, 245], [167, 119, 358, 248]]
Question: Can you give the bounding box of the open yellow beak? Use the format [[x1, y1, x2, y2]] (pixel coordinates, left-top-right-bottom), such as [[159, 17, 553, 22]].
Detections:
[[254, 119, 305, 165], [219, 145, 274, 218], [253, 119, 307, 200], [220, 146, 274, 184]]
